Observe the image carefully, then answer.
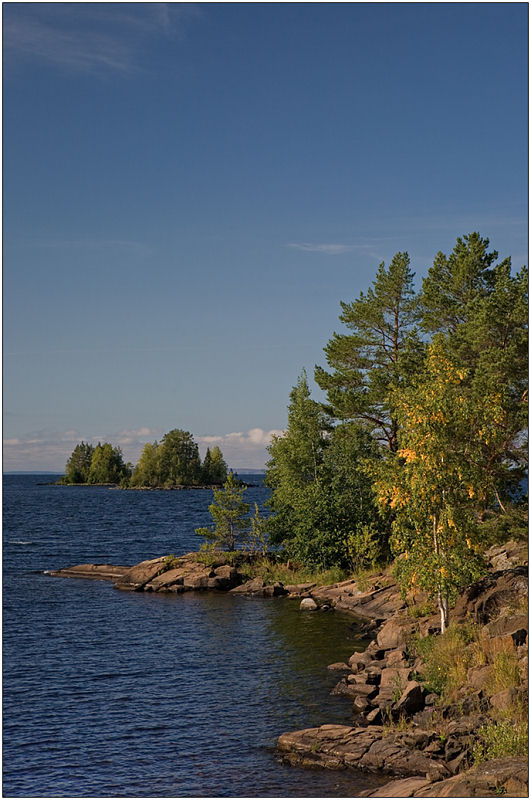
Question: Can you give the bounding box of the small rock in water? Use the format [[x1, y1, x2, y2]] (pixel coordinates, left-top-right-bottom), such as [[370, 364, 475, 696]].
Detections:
[[300, 597, 318, 611]]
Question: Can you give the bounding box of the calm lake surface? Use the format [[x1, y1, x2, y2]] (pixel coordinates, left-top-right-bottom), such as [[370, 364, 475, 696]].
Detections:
[[3, 474, 383, 797]]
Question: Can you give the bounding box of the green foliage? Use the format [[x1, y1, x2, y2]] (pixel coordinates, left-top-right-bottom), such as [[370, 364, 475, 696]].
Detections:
[[247, 503, 269, 555], [266, 372, 385, 569], [195, 472, 251, 551], [130, 430, 227, 488], [473, 716, 528, 763], [411, 623, 480, 698], [315, 251, 423, 451], [479, 502, 529, 545], [158, 429, 202, 486], [344, 523, 382, 572], [421, 234, 528, 506], [87, 442, 130, 484], [130, 441, 160, 487], [62, 442, 95, 483], [373, 339, 499, 630], [201, 446, 228, 484], [62, 441, 130, 484]]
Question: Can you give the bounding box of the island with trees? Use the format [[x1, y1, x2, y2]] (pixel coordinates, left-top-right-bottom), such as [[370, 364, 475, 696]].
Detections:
[[59, 429, 228, 488]]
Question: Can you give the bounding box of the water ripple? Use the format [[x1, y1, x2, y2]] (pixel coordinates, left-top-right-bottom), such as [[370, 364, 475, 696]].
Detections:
[[3, 475, 385, 797]]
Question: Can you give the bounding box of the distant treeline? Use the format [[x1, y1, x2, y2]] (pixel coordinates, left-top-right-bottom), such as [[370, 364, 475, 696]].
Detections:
[[60, 430, 227, 488]]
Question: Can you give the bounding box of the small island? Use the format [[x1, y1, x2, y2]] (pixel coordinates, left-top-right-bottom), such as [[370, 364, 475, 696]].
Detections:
[[58, 429, 229, 489]]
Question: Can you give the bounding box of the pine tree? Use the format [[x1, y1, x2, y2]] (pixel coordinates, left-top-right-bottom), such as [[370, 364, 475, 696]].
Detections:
[[87, 443, 130, 484], [202, 446, 228, 484], [195, 472, 250, 551], [315, 252, 423, 451], [265, 373, 382, 569]]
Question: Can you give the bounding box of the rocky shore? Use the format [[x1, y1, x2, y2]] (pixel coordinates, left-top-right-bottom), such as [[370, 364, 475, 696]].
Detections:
[[47, 540, 528, 797]]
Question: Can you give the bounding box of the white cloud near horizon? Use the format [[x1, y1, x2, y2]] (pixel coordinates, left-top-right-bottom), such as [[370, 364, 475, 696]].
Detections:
[[3, 426, 284, 473]]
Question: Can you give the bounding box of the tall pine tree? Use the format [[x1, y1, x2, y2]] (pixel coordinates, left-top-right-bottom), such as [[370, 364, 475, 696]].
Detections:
[[315, 252, 423, 451]]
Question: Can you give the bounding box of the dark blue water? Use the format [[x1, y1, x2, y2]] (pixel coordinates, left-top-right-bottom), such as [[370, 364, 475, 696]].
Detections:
[[3, 475, 383, 797]]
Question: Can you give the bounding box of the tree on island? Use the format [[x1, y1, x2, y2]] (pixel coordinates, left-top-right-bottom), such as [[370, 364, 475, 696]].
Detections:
[[87, 443, 131, 485], [63, 442, 95, 483], [157, 429, 202, 486], [61, 441, 130, 484], [129, 430, 228, 488], [130, 441, 160, 487], [195, 472, 250, 551], [373, 340, 489, 632], [202, 446, 228, 484]]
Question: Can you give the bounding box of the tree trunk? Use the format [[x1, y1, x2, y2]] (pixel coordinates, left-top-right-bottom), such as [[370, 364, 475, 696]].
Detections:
[[432, 512, 447, 633]]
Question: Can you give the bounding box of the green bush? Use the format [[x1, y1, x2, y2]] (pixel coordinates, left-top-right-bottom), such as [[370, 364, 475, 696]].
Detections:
[[412, 623, 480, 697], [473, 716, 528, 763]]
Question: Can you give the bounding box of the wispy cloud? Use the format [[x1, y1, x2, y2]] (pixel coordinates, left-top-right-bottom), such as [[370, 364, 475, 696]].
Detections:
[[286, 242, 372, 255], [3, 426, 282, 472], [3, 4, 201, 76]]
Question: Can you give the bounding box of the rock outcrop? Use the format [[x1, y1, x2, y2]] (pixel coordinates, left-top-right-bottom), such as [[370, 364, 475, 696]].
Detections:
[[46, 563, 131, 581], [277, 554, 529, 798], [362, 756, 528, 797], [47, 554, 289, 596]]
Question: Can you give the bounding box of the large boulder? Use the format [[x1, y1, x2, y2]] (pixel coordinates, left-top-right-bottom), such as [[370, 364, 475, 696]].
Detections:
[[393, 681, 426, 716], [230, 576, 265, 594], [485, 540, 528, 571], [453, 566, 528, 625], [377, 616, 417, 650]]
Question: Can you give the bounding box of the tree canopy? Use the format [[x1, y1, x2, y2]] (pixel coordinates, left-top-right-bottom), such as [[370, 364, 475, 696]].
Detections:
[[63, 430, 228, 489], [195, 472, 251, 551], [315, 252, 423, 451], [266, 232, 527, 627], [61, 442, 130, 485]]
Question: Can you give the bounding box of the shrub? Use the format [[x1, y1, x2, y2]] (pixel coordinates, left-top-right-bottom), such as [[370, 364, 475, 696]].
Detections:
[[411, 622, 480, 698], [473, 715, 528, 763], [485, 649, 522, 695]]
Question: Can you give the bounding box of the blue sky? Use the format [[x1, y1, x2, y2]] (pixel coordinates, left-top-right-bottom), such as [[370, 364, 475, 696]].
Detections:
[[3, 2, 528, 470]]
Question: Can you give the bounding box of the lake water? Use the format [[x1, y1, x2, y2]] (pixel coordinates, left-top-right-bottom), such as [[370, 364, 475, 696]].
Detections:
[[3, 474, 384, 797]]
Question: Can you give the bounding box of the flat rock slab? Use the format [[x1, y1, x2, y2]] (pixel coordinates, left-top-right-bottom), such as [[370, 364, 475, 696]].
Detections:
[[45, 563, 131, 581], [277, 724, 449, 778], [361, 776, 432, 797], [312, 578, 406, 621], [114, 557, 168, 591], [416, 756, 528, 797]]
